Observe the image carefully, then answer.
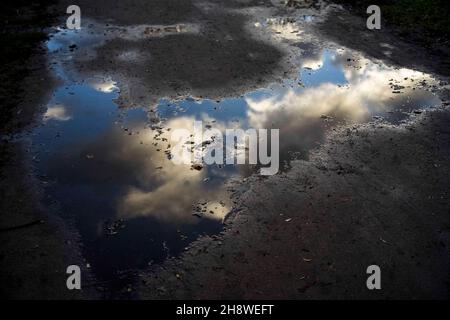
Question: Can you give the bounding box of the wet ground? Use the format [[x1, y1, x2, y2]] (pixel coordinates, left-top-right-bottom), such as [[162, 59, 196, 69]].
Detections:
[[2, 0, 449, 298]]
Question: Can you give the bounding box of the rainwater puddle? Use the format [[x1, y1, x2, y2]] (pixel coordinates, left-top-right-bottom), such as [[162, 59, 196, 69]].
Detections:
[[28, 21, 441, 290]]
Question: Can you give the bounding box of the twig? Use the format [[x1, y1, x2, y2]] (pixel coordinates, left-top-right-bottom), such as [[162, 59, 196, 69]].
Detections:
[[0, 219, 44, 233]]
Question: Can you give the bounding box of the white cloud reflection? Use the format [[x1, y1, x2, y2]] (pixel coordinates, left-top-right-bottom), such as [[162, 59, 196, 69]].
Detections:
[[116, 116, 231, 223], [247, 50, 437, 132], [88, 77, 118, 93], [120, 50, 438, 222], [43, 104, 72, 122]]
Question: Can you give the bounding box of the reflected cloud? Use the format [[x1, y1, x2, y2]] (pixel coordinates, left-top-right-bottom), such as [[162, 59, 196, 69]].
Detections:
[[43, 104, 72, 121], [246, 50, 439, 157], [266, 17, 302, 40], [45, 112, 231, 224], [301, 56, 323, 70], [88, 77, 118, 93], [117, 116, 230, 223]]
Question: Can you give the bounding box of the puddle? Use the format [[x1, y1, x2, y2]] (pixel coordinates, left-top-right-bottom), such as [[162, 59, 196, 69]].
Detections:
[[27, 19, 441, 290]]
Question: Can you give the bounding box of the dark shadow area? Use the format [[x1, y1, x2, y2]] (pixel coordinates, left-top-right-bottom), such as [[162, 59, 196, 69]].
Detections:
[[316, 2, 450, 77]]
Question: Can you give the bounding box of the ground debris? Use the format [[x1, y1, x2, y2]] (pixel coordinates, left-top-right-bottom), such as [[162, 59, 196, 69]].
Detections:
[[104, 219, 126, 235]]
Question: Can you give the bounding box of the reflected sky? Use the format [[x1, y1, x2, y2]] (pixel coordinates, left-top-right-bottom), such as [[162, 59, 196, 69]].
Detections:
[[29, 19, 441, 286]]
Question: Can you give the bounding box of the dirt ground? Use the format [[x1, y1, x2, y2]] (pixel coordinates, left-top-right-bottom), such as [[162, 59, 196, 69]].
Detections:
[[1, 0, 449, 299]]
